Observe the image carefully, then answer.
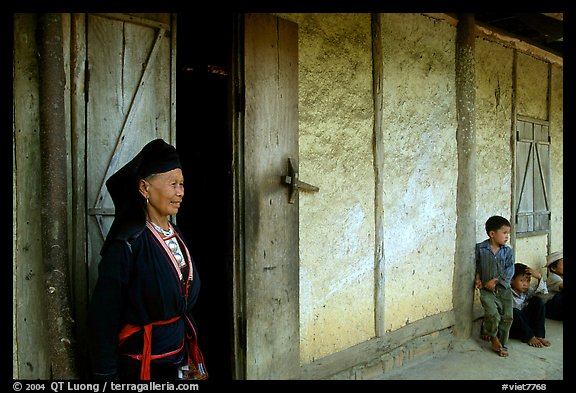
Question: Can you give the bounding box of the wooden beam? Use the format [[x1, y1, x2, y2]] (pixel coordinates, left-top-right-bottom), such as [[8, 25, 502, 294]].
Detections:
[[423, 13, 563, 67], [453, 13, 477, 339], [371, 12, 386, 338], [38, 12, 78, 379], [542, 13, 563, 21], [476, 24, 563, 66]]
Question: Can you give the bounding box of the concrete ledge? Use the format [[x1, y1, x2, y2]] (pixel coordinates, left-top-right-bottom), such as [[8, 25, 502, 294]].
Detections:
[[295, 310, 456, 380]]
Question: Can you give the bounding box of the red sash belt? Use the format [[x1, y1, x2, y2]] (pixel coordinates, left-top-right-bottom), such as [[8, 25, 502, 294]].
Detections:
[[118, 316, 182, 380]]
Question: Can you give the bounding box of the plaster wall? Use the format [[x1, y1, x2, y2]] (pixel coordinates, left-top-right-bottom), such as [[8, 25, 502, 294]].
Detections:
[[516, 235, 548, 272], [380, 14, 457, 332], [517, 52, 549, 121], [474, 38, 514, 241], [279, 13, 376, 362]]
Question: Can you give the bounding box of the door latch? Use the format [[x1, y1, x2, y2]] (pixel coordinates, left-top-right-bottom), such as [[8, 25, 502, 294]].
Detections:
[[282, 158, 319, 204]]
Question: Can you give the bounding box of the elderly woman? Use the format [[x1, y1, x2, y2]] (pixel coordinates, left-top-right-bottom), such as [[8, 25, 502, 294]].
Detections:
[[88, 139, 207, 381]]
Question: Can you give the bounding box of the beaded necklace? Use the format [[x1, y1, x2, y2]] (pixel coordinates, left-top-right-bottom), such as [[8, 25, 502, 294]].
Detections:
[[151, 221, 173, 237]]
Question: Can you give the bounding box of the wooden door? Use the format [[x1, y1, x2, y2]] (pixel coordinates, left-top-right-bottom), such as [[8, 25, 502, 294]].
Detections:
[[84, 13, 175, 295], [241, 13, 300, 379]]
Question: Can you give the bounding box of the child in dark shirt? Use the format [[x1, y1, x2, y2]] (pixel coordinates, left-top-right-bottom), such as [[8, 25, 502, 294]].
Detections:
[[509, 263, 551, 347]]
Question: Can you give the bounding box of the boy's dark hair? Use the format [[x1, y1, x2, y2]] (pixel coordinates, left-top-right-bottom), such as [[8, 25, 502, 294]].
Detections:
[[485, 215, 511, 235], [513, 263, 529, 279]]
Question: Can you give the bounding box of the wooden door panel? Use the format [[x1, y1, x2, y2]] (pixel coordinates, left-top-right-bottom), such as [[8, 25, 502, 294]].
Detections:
[[85, 13, 173, 294], [243, 13, 299, 379]]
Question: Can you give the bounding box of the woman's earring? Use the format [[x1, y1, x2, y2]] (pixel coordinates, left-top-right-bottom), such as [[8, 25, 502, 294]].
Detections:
[[146, 197, 149, 204]]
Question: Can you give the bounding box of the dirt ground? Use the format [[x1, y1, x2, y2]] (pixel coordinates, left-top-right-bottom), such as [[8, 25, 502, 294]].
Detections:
[[374, 318, 563, 381]]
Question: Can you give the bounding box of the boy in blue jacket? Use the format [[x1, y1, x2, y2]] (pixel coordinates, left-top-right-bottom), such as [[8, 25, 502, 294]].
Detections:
[[475, 215, 515, 357]]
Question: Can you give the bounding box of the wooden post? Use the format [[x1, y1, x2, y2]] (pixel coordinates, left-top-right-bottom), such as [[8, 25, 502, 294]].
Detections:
[[37, 12, 78, 378], [453, 13, 477, 338], [371, 13, 386, 337]]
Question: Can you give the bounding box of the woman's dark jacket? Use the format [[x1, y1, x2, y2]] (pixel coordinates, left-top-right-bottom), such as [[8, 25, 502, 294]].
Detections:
[[87, 224, 201, 379]]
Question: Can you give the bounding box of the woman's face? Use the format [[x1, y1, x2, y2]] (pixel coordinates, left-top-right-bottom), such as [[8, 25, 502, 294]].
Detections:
[[142, 168, 184, 219]]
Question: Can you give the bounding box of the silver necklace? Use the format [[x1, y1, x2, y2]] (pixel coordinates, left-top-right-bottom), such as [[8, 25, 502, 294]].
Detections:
[[151, 221, 173, 237], [166, 237, 187, 268]]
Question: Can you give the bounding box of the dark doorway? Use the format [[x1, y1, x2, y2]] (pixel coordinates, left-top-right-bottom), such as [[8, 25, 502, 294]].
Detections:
[[175, 13, 234, 380]]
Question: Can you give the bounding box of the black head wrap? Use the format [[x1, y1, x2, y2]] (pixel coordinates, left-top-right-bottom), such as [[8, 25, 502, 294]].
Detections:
[[101, 138, 182, 254]]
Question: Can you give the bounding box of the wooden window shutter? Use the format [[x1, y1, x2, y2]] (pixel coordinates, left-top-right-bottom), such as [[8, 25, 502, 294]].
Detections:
[[515, 116, 551, 236]]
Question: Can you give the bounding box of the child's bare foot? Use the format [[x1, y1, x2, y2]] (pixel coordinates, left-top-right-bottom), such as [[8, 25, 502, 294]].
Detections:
[[527, 336, 543, 347], [490, 336, 501, 350], [491, 336, 509, 357], [537, 337, 551, 347], [492, 346, 509, 357]]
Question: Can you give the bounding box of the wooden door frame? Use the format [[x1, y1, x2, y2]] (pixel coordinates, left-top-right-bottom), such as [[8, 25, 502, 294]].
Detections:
[[71, 13, 300, 380], [230, 12, 246, 380]]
